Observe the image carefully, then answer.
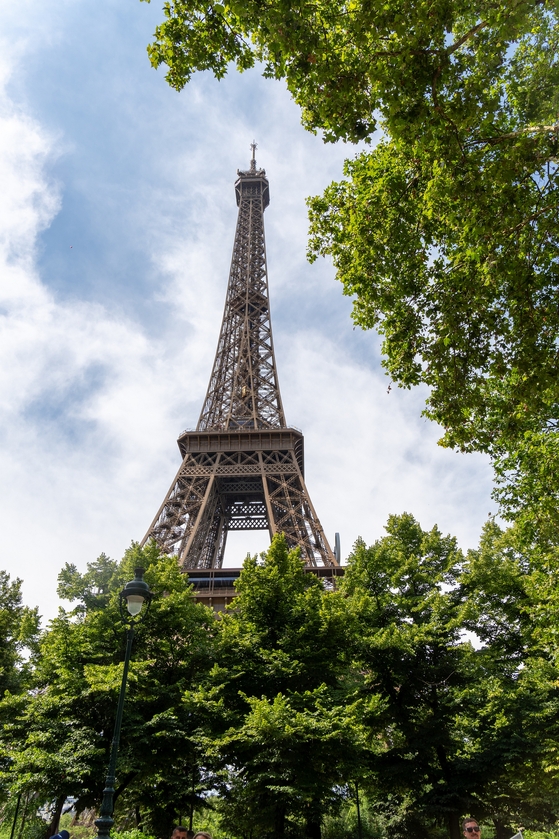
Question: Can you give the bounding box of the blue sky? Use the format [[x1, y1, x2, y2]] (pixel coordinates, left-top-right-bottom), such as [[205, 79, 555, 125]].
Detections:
[[1, 0, 494, 621]]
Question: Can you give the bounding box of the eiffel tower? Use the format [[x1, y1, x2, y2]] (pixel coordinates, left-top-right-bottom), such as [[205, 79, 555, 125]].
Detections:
[[142, 145, 339, 588]]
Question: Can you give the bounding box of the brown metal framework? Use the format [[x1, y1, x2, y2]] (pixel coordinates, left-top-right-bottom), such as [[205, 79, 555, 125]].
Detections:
[[142, 149, 336, 569]]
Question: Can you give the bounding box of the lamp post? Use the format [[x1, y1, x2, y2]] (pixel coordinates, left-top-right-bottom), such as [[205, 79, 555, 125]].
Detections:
[[94, 567, 153, 839]]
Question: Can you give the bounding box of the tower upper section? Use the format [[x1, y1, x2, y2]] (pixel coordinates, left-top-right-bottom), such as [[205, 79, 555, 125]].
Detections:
[[196, 150, 285, 431], [234, 164, 270, 210]]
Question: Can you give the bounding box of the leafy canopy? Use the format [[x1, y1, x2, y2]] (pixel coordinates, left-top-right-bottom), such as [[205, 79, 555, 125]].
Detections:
[[342, 514, 559, 837], [193, 534, 366, 838], [0, 542, 216, 839], [3, 521, 559, 837], [0, 571, 39, 697]]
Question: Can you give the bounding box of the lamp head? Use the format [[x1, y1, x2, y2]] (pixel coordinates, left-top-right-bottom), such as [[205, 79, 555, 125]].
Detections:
[[119, 567, 153, 622]]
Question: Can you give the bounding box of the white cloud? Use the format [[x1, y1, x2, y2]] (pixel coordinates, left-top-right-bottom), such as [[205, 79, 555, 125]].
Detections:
[[0, 53, 180, 618]]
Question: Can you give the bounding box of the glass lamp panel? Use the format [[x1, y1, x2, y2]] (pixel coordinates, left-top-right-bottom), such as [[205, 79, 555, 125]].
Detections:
[[126, 595, 144, 616]]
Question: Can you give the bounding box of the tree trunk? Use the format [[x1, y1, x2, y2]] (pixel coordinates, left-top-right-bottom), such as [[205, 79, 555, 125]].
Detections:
[[447, 812, 461, 839], [274, 804, 286, 839], [113, 770, 137, 805], [8, 792, 22, 839], [17, 793, 31, 839], [47, 794, 66, 838], [304, 814, 321, 839], [494, 818, 514, 839]]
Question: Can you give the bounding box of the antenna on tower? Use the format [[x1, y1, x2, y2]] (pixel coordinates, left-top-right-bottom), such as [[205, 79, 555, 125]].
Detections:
[[250, 140, 257, 171], [334, 533, 341, 563]]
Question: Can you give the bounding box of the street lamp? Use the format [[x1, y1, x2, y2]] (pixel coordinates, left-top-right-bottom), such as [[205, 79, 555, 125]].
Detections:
[[94, 567, 153, 839]]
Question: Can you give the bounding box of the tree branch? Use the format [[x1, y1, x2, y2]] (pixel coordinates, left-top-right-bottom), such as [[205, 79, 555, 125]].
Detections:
[[113, 771, 138, 804], [473, 124, 559, 145], [501, 204, 557, 237], [446, 20, 488, 55]]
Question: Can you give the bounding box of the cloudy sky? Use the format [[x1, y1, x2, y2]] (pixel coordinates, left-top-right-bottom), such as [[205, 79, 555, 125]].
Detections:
[[1, 0, 494, 622]]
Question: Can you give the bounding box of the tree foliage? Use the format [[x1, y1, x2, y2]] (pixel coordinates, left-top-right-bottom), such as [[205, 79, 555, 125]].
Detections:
[[191, 534, 365, 838], [0, 543, 215, 838], [342, 514, 559, 839], [459, 522, 559, 835], [3, 521, 559, 838], [0, 571, 40, 810], [0, 571, 39, 697]]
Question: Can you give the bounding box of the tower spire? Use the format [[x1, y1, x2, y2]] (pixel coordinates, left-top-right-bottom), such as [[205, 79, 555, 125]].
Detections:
[[250, 140, 257, 171], [197, 153, 282, 431], [142, 153, 336, 570]]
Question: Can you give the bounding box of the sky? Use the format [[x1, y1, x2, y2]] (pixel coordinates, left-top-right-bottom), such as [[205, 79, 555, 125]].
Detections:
[[0, 0, 494, 622]]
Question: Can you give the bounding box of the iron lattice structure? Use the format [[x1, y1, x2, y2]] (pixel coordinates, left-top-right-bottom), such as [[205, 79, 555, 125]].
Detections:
[[142, 149, 336, 569]]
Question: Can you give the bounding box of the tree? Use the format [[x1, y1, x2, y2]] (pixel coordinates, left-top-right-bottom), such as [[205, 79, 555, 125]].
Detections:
[[342, 514, 474, 839], [459, 520, 559, 837], [143, 0, 559, 526], [0, 571, 39, 698], [0, 571, 40, 818], [0, 543, 216, 838], [194, 534, 366, 839], [342, 514, 559, 839]]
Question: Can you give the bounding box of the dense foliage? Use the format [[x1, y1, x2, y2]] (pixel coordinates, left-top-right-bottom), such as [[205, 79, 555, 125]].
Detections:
[[190, 535, 364, 838], [2, 522, 559, 838], [0, 544, 215, 839], [142, 0, 559, 532], [344, 516, 559, 839]]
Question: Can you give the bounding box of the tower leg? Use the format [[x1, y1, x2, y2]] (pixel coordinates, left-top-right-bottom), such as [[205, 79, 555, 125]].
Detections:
[[143, 433, 336, 569]]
